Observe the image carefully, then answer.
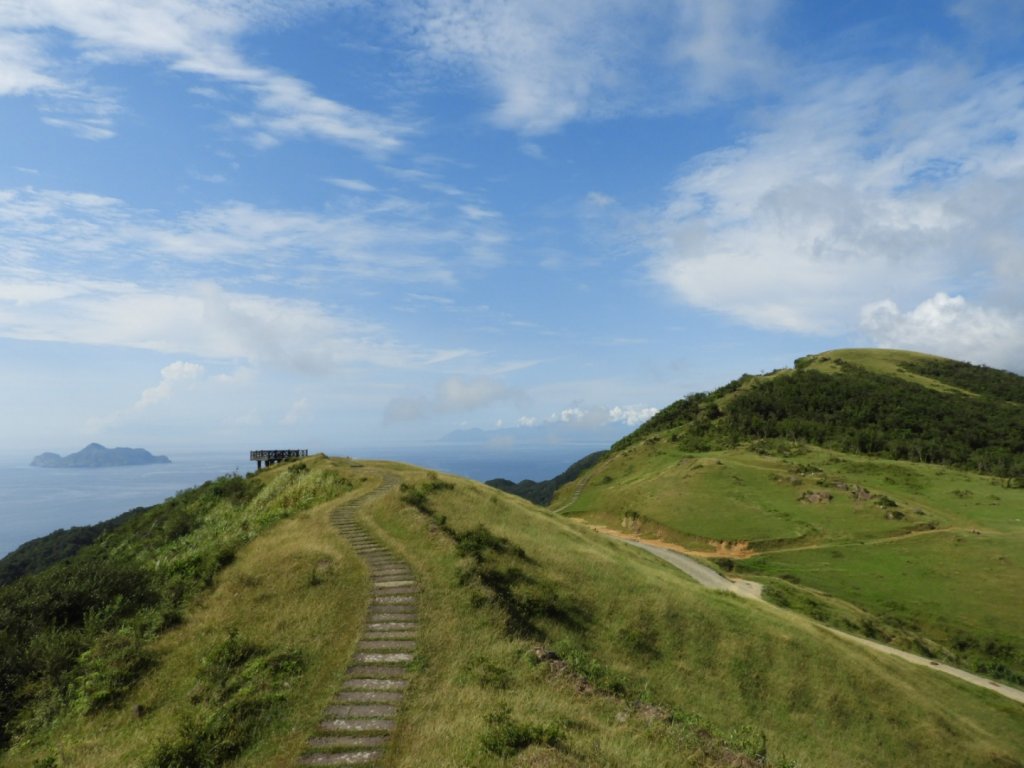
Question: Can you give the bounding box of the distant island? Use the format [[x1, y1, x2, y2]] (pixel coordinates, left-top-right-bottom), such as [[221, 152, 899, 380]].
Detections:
[[30, 443, 171, 468]]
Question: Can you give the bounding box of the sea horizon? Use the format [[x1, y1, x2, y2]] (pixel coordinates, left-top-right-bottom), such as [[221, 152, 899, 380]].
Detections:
[[0, 442, 602, 558]]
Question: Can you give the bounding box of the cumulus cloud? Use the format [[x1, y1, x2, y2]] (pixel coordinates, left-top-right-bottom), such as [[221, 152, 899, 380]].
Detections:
[[647, 63, 1024, 334], [552, 404, 658, 427], [134, 361, 205, 410], [861, 293, 1024, 372], [397, 0, 781, 134], [0, 1, 405, 150], [384, 375, 525, 423], [88, 360, 205, 430]]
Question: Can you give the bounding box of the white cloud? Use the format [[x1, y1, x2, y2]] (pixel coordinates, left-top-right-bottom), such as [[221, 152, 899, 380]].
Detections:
[[0, 186, 508, 286], [520, 142, 544, 159], [134, 361, 205, 410], [551, 404, 657, 427], [459, 204, 498, 220], [0, 31, 61, 95], [89, 359, 205, 430], [40, 116, 115, 140], [669, 0, 780, 97], [282, 397, 310, 426], [0, 1, 405, 150], [584, 192, 614, 208], [397, 0, 781, 134], [647, 63, 1024, 334], [949, 0, 1024, 40], [326, 177, 378, 193], [0, 274, 468, 373], [384, 375, 525, 423], [861, 293, 1024, 372]]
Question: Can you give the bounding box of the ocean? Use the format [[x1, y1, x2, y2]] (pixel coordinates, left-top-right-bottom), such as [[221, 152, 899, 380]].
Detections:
[[0, 443, 600, 558]]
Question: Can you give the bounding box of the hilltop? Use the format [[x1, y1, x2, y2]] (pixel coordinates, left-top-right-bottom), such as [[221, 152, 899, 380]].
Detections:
[[550, 349, 1024, 692], [616, 348, 1024, 479], [0, 454, 1022, 767], [30, 443, 171, 468]]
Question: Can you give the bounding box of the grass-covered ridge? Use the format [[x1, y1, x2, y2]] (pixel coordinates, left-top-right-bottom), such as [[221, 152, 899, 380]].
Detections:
[[4, 453, 1023, 766], [0, 457, 366, 763], [615, 348, 1024, 480], [361, 466, 1024, 767]]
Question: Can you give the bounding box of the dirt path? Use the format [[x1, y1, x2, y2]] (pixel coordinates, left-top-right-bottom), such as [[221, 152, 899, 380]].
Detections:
[[587, 522, 1024, 706]]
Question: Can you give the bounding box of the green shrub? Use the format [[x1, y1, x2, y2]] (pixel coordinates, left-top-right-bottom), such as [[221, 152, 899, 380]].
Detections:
[[480, 705, 562, 757], [71, 629, 154, 713], [149, 631, 305, 767]]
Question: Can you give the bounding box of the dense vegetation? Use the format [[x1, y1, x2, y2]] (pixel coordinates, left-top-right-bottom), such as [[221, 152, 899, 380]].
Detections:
[[899, 357, 1024, 403], [0, 462, 355, 754], [0, 507, 147, 586], [615, 354, 1024, 480], [485, 450, 607, 505]]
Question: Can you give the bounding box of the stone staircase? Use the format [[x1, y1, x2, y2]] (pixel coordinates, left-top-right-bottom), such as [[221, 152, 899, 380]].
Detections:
[[299, 475, 418, 766]]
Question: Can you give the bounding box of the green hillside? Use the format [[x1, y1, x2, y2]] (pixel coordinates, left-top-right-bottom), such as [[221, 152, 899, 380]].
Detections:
[[553, 349, 1024, 689], [1, 455, 1022, 767], [616, 348, 1024, 479]]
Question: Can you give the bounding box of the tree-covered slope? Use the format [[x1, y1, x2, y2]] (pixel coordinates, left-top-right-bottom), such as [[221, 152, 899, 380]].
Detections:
[[485, 449, 607, 505], [0, 507, 148, 586], [615, 349, 1024, 479]]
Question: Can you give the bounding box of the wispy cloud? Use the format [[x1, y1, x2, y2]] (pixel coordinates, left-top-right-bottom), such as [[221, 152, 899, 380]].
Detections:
[[646, 62, 1024, 357], [395, 0, 781, 134], [0, 274, 467, 373], [0, 1, 406, 150], [0, 186, 507, 285], [326, 177, 378, 193], [384, 375, 525, 423]]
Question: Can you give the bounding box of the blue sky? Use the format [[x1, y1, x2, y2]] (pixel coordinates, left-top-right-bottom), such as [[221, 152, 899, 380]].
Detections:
[[1, 0, 1023, 457]]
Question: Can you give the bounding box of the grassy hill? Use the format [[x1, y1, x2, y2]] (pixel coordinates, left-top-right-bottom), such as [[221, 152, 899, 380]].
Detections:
[[552, 349, 1024, 689], [615, 348, 1024, 479], [2, 454, 1023, 766]]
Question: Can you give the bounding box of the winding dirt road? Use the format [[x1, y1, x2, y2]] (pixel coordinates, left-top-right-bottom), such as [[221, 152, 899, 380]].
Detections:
[[600, 528, 1024, 706]]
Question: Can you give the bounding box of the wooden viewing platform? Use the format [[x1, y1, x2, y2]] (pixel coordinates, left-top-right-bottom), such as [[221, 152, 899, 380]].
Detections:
[[250, 449, 308, 469]]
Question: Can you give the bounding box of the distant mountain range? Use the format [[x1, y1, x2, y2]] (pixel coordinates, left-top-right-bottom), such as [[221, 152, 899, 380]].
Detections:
[[30, 443, 171, 468]]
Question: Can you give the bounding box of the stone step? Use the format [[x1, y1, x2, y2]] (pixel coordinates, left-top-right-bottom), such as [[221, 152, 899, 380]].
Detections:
[[365, 622, 418, 631], [351, 652, 414, 664], [304, 476, 420, 766], [333, 690, 404, 704], [346, 665, 410, 678], [358, 640, 417, 652], [307, 735, 387, 750], [319, 718, 395, 732], [373, 587, 418, 596], [299, 751, 381, 766], [342, 678, 408, 690], [325, 703, 397, 718], [362, 632, 417, 642]]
